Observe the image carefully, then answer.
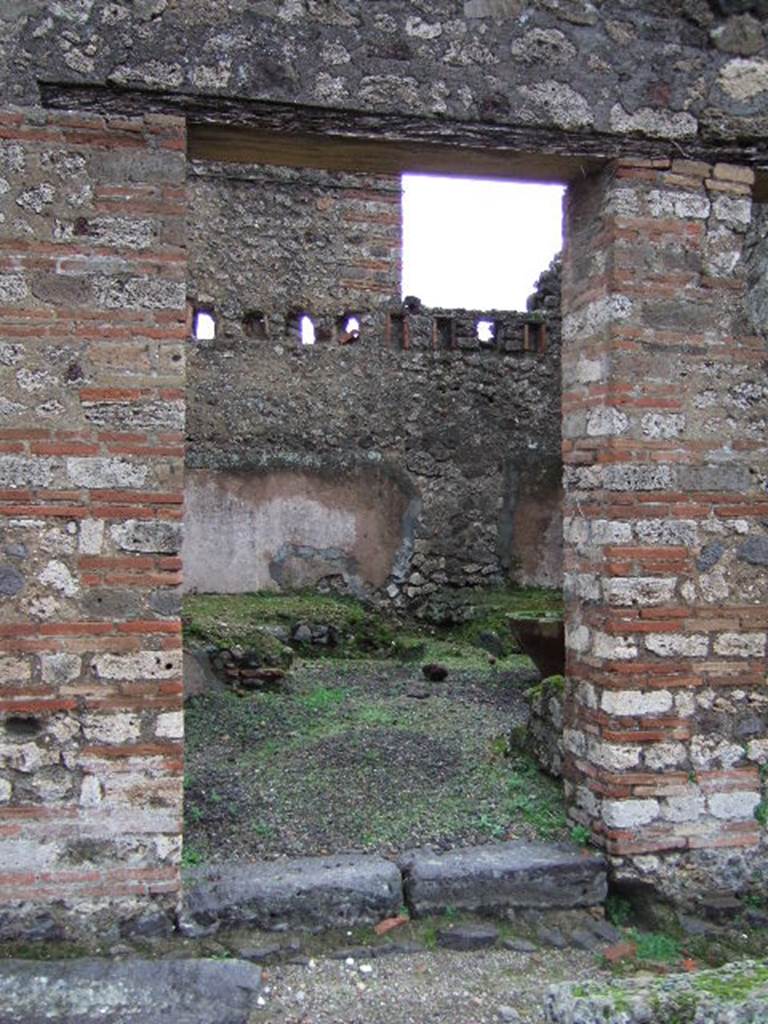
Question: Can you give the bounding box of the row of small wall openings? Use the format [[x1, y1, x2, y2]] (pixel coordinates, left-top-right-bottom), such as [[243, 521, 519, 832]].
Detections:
[[191, 175, 565, 341]]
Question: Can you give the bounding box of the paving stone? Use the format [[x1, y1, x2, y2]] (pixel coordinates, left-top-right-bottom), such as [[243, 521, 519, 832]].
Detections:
[[0, 958, 262, 1024], [497, 1007, 521, 1023], [181, 854, 403, 935], [399, 841, 607, 916], [585, 917, 623, 944], [436, 923, 499, 950], [536, 926, 567, 949], [501, 937, 538, 953], [238, 942, 301, 964], [568, 927, 600, 951]]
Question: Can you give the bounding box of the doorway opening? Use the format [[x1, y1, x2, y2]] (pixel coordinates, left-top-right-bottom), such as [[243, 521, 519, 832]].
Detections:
[[182, 143, 569, 869]]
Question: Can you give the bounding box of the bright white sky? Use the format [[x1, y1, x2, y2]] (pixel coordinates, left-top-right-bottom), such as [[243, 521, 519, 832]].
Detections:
[[402, 174, 565, 311]]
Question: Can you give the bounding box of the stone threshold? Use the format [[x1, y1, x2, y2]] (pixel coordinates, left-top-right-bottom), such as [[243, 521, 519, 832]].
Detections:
[[180, 840, 608, 936]]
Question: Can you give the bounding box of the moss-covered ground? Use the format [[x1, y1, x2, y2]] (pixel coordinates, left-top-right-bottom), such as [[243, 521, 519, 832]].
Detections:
[[182, 586, 568, 864]]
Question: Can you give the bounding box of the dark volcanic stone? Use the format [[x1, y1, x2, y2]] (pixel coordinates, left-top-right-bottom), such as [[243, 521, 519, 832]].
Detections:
[[738, 536, 768, 566], [537, 926, 567, 949], [239, 942, 301, 964], [501, 937, 538, 953], [422, 663, 449, 682], [0, 958, 262, 1024], [0, 564, 24, 596], [700, 893, 743, 921], [697, 540, 725, 572], [399, 841, 607, 916], [437, 923, 499, 950], [406, 681, 431, 699], [477, 630, 505, 657], [569, 927, 600, 951], [181, 853, 403, 934], [586, 918, 623, 944]]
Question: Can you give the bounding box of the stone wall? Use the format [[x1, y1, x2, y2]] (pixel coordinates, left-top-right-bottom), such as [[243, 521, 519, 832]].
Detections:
[[185, 160, 563, 607], [0, 109, 186, 940], [1, 0, 768, 936], [7, 3, 768, 153], [561, 158, 768, 904]]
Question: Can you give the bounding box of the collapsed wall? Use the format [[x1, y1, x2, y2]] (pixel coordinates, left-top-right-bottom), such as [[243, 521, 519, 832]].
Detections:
[[185, 160, 563, 609]]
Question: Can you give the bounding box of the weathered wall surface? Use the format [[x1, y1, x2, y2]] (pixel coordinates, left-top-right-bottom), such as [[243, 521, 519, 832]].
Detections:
[[183, 466, 417, 594], [185, 161, 563, 606], [561, 158, 768, 902], [7, 2, 768, 154], [0, 110, 186, 940], [1, 0, 768, 935]]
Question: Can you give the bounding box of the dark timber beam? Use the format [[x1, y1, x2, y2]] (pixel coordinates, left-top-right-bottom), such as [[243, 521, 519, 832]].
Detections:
[[39, 81, 768, 193]]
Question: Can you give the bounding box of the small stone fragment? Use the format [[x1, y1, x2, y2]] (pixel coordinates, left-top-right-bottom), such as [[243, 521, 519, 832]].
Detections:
[[422, 663, 448, 682], [0, 564, 24, 597], [374, 915, 409, 936], [602, 940, 637, 963], [569, 927, 599, 951], [536, 926, 567, 948], [501, 937, 537, 953], [437, 923, 499, 950], [498, 1007, 521, 1023], [738, 536, 768, 566], [586, 918, 623, 944]]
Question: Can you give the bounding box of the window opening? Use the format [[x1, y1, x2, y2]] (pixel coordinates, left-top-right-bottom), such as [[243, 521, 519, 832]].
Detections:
[[388, 312, 409, 350], [476, 319, 495, 344], [193, 308, 216, 341], [402, 175, 564, 310], [433, 316, 456, 351], [300, 314, 316, 346], [338, 314, 360, 345], [243, 310, 268, 339]]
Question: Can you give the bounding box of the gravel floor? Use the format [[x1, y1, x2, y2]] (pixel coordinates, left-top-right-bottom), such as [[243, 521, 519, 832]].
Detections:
[[184, 658, 565, 863], [254, 946, 602, 1024]]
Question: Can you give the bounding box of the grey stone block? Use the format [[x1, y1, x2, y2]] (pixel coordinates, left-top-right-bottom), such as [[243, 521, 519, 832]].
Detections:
[[738, 536, 768, 566], [502, 937, 538, 953], [0, 958, 262, 1024], [437, 923, 499, 950], [181, 854, 403, 934], [678, 464, 752, 493], [697, 540, 725, 572], [399, 842, 607, 916]]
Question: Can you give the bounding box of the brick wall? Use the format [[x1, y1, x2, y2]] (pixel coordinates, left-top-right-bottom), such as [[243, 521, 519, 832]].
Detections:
[[561, 158, 768, 901], [0, 110, 187, 940]]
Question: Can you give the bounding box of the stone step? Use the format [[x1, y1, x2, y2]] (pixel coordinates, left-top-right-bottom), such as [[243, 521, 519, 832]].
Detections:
[[0, 958, 262, 1024], [180, 853, 403, 936], [180, 842, 607, 935], [399, 841, 607, 917]]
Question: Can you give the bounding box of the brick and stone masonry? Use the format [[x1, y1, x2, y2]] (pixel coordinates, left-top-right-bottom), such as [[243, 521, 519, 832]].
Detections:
[[0, 110, 186, 939], [184, 159, 564, 608], [561, 158, 768, 901]]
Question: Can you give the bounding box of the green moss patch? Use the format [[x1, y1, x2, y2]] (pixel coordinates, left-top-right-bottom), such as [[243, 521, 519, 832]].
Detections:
[[183, 658, 566, 861]]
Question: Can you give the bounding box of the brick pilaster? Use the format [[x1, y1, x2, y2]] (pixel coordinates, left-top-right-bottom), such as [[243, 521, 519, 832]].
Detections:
[[0, 110, 186, 939], [561, 159, 767, 891]]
